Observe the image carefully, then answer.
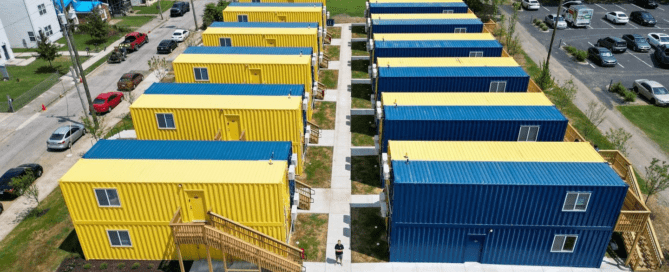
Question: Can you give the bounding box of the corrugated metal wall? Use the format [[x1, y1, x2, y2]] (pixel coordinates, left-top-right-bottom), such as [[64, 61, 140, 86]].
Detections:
[[376, 75, 530, 96], [237, 0, 327, 4], [372, 43, 503, 60], [202, 32, 321, 54], [368, 4, 469, 14], [222, 10, 324, 26], [371, 22, 483, 34]]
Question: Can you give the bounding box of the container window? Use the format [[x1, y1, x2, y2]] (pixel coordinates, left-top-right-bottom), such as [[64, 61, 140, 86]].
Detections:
[[443, 9, 454, 13], [252, 0, 260, 2], [562, 192, 590, 211], [238, 15, 248, 22], [193, 67, 209, 81], [38, 4, 47, 15], [454, 28, 467, 33], [95, 189, 121, 207], [156, 113, 176, 129], [469, 51, 484, 57], [551, 235, 578, 253], [107, 230, 132, 247], [489, 81, 507, 93], [517, 126, 540, 141], [219, 38, 232, 47]]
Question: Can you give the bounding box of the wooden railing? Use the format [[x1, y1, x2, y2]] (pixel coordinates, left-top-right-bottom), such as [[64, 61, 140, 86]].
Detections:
[[315, 82, 326, 99], [294, 180, 314, 210], [563, 123, 586, 143], [325, 31, 333, 44], [527, 78, 544, 93], [320, 54, 330, 68], [307, 120, 321, 144]]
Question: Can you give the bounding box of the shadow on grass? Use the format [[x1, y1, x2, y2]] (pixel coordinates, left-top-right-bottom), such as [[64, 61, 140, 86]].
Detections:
[[351, 115, 375, 146], [59, 229, 85, 258], [351, 85, 373, 108], [159, 260, 194, 272], [351, 156, 382, 195], [351, 41, 368, 56], [35, 65, 64, 74], [351, 207, 389, 263], [351, 60, 369, 79], [351, 26, 365, 34]]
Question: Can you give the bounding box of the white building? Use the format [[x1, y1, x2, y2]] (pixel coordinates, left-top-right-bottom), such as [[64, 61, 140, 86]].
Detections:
[[0, 0, 63, 49], [0, 17, 15, 66]]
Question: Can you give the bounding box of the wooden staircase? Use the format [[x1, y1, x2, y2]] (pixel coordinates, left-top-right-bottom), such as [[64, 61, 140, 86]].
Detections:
[[307, 121, 321, 144], [320, 54, 330, 68], [295, 180, 314, 210], [324, 31, 333, 44], [170, 208, 305, 272], [315, 82, 326, 99]]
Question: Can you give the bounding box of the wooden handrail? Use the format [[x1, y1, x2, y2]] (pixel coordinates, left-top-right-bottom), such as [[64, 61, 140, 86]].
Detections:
[[563, 123, 586, 143], [294, 180, 313, 210]]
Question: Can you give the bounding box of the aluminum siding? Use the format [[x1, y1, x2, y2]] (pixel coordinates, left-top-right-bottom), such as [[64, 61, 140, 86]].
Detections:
[[222, 9, 325, 26], [229, 2, 323, 7], [370, 14, 478, 20], [377, 57, 519, 67], [373, 40, 503, 60], [210, 22, 320, 28], [372, 19, 483, 34], [236, 0, 327, 5], [202, 31, 321, 54], [183, 46, 313, 55], [143, 83, 305, 97], [368, 3, 469, 14]]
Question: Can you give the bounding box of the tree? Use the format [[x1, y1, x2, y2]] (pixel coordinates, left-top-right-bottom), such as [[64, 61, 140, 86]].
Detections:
[[535, 60, 553, 91], [148, 56, 169, 82], [505, 8, 519, 55], [81, 115, 108, 141], [583, 101, 607, 138], [35, 33, 61, 69], [78, 12, 109, 41], [552, 79, 577, 110], [201, 0, 229, 30], [9, 170, 40, 212], [605, 127, 633, 156], [644, 158, 669, 204]]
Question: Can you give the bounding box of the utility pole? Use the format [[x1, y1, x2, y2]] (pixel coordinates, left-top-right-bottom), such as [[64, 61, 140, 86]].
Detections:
[[189, 0, 198, 30], [157, 0, 164, 20], [70, 67, 88, 113], [57, 6, 81, 79], [546, 0, 565, 68]]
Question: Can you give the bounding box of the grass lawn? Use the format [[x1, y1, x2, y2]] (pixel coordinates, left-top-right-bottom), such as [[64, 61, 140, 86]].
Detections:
[[351, 60, 369, 79], [351, 26, 366, 39], [116, 16, 155, 28], [296, 147, 333, 188], [617, 105, 669, 155], [104, 113, 134, 139], [0, 187, 82, 272], [351, 85, 373, 109], [56, 32, 123, 53], [351, 42, 368, 56], [351, 115, 375, 146], [351, 208, 389, 263], [325, 45, 340, 61], [84, 51, 112, 75], [329, 27, 341, 39], [319, 70, 339, 89], [290, 214, 329, 262], [313, 102, 336, 130], [10, 48, 37, 53], [328, 0, 366, 17], [134, 0, 174, 14], [351, 156, 383, 195]]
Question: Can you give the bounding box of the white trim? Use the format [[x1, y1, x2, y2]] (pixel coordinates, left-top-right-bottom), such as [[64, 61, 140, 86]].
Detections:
[[551, 234, 578, 253], [107, 230, 133, 247], [489, 81, 507, 93], [193, 67, 209, 81], [517, 125, 540, 141], [219, 38, 232, 47], [94, 188, 121, 207], [454, 27, 467, 33], [238, 14, 249, 22], [562, 192, 591, 212], [155, 113, 176, 130], [469, 51, 484, 57]]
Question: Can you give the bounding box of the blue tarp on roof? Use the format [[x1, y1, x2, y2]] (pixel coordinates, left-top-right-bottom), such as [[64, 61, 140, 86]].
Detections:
[[53, 0, 101, 13], [84, 140, 293, 161], [143, 83, 304, 96], [209, 22, 319, 28], [229, 2, 322, 7], [384, 106, 566, 121], [183, 46, 313, 55], [379, 66, 527, 77]]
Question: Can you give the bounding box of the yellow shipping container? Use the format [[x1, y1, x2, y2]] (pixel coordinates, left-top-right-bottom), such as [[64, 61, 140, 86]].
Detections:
[[373, 33, 495, 41], [130, 94, 307, 174], [202, 27, 322, 55], [223, 5, 325, 27], [60, 159, 292, 260], [237, 0, 327, 4], [370, 0, 463, 2], [370, 13, 477, 20], [376, 56, 519, 67]]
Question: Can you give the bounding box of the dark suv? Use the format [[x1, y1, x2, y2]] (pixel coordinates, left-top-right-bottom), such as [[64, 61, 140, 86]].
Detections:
[[630, 11, 657, 26], [654, 45, 669, 68], [170, 2, 190, 17], [632, 0, 658, 9], [622, 34, 651, 52], [597, 37, 627, 53]]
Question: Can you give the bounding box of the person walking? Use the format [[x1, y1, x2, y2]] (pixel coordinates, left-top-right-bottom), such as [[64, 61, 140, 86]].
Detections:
[[334, 240, 344, 266]]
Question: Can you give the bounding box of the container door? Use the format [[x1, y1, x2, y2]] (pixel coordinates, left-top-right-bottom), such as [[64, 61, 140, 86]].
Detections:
[[225, 115, 241, 140], [249, 69, 262, 84], [266, 39, 277, 47], [278, 15, 287, 22], [463, 234, 485, 262], [186, 191, 206, 222]]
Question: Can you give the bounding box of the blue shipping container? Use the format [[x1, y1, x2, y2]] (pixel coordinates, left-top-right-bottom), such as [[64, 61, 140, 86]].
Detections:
[[380, 106, 568, 151], [209, 22, 320, 28], [371, 19, 483, 34], [143, 83, 304, 97], [372, 40, 503, 61], [368, 2, 469, 14]]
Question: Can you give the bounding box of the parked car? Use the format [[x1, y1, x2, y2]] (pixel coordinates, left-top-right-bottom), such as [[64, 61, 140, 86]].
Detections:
[[544, 14, 567, 29], [107, 46, 127, 63], [170, 1, 190, 17], [119, 32, 149, 52], [647, 33, 669, 48], [0, 164, 43, 195], [0, 203, 3, 214], [588, 47, 617, 67], [597, 37, 627, 53], [563, 5, 593, 28], [562, 0, 582, 8], [172, 29, 190, 42], [632, 0, 658, 9], [93, 92, 124, 114], [521, 0, 540, 10], [47, 124, 85, 150], [630, 11, 656, 26], [654, 45, 669, 67], [622, 34, 651, 52], [117, 73, 144, 91], [634, 79, 669, 106], [605, 11, 628, 24], [157, 39, 178, 54]]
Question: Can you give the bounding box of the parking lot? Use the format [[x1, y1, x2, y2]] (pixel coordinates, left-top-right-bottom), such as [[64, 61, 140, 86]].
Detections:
[[504, 2, 669, 103]]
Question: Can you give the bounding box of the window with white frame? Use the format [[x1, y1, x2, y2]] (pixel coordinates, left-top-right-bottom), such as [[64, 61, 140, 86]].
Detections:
[[443, 9, 454, 13], [193, 67, 209, 81], [562, 192, 591, 212], [44, 25, 53, 36], [38, 4, 47, 15], [517, 126, 540, 141], [454, 28, 467, 33], [219, 38, 232, 47], [252, 0, 261, 2], [489, 81, 506, 92], [238, 15, 249, 22], [469, 51, 484, 57], [95, 189, 121, 207], [551, 235, 578, 253], [107, 230, 132, 247], [28, 32, 36, 42], [156, 113, 176, 129]]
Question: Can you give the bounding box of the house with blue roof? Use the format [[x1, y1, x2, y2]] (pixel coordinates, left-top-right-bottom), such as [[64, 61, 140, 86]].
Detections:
[[53, 0, 111, 25]]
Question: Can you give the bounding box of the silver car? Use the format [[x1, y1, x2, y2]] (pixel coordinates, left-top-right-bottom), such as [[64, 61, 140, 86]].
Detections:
[[545, 14, 567, 30], [47, 124, 86, 150], [633, 79, 669, 106]]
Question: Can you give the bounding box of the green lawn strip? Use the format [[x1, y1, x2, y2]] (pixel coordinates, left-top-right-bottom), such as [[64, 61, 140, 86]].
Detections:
[[0, 187, 81, 272], [325, 45, 340, 61], [351, 115, 375, 146], [351, 26, 366, 39], [56, 32, 123, 53], [84, 51, 112, 75], [104, 113, 134, 139], [328, 0, 366, 17], [328, 27, 341, 39], [10, 48, 37, 53], [617, 105, 669, 156], [351, 85, 373, 108], [319, 69, 338, 89], [313, 102, 336, 130], [116, 16, 155, 28], [351, 41, 368, 56], [290, 214, 328, 262], [351, 60, 369, 79], [350, 208, 389, 263], [133, 0, 174, 14], [351, 156, 383, 195], [297, 146, 333, 188]]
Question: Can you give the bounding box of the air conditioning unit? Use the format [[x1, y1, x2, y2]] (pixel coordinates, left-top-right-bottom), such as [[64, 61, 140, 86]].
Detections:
[[376, 101, 383, 120], [367, 39, 374, 52], [365, 18, 371, 33], [319, 52, 324, 63], [371, 64, 378, 79], [383, 163, 390, 180], [289, 165, 296, 180], [291, 153, 298, 166]]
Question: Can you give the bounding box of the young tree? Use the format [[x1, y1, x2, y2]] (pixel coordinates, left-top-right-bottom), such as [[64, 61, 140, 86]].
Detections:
[[35, 33, 61, 69], [148, 56, 169, 82], [79, 12, 109, 41], [583, 101, 607, 138], [605, 127, 633, 156], [644, 158, 669, 204], [505, 8, 519, 55], [535, 61, 553, 91], [201, 0, 229, 29], [552, 79, 577, 111], [9, 170, 40, 212], [81, 115, 107, 141]]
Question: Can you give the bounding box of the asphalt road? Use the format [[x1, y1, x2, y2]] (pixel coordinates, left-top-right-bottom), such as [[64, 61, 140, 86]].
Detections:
[[504, 2, 669, 104], [0, 0, 217, 205]]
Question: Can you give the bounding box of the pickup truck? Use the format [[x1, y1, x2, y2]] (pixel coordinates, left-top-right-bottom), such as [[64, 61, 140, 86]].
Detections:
[[119, 32, 149, 52]]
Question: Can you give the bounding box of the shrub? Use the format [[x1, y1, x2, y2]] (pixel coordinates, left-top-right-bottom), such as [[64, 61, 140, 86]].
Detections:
[[623, 91, 637, 102], [575, 50, 588, 62], [83, 263, 91, 269], [610, 82, 636, 102], [131, 262, 141, 269], [100, 262, 108, 269], [148, 263, 154, 269], [117, 263, 126, 269], [533, 18, 540, 25], [565, 46, 577, 55], [541, 25, 548, 31], [513, 2, 522, 10]]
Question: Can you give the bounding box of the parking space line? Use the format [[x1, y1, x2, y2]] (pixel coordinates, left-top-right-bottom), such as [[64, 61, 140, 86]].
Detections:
[[587, 25, 593, 29], [543, 6, 550, 11], [630, 23, 638, 29], [614, 4, 626, 10], [601, 19, 616, 28], [658, 7, 665, 11], [631, 3, 643, 9], [664, 19, 669, 24], [617, 63, 625, 68], [594, 4, 607, 10], [589, 62, 596, 69], [588, 42, 595, 46], [628, 52, 653, 67]]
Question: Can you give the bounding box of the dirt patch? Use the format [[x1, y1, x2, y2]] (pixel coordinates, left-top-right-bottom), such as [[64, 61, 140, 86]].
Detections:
[[332, 14, 365, 24], [313, 102, 336, 130], [351, 208, 389, 263], [57, 258, 192, 272], [319, 70, 339, 89], [325, 45, 340, 61], [351, 156, 383, 195], [328, 27, 341, 39], [296, 147, 333, 188], [290, 214, 329, 262]]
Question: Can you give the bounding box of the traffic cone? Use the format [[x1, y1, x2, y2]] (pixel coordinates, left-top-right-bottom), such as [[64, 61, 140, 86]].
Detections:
[[41, 104, 47, 111]]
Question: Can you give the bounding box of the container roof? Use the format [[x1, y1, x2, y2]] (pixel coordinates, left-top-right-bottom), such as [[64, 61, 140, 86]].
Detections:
[[83, 140, 293, 161], [379, 66, 528, 78], [184, 46, 313, 55], [372, 19, 482, 25], [370, 0, 463, 3], [374, 33, 495, 41], [377, 57, 519, 67], [143, 83, 304, 96], [369, 2, 468, 7], [370, 14, 478, 20], [229, 2, 322, 7], [384, 106, 567, 121], [173, 53, 311, 65], [61, 160, 287, 184], [203, 27, 317, 35], [374, 40, 501, 49], [387, 141, 605, 163], [210, 22, 319, 28], [131, 94, 301, 110], [382, 93, 552, 106], [225, 4, 322, 11], [392, 161, 626, 186]]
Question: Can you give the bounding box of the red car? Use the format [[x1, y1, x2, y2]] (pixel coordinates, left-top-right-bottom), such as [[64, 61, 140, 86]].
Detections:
[[119, 32, 149, 52], [93, 92, 124, 113], [117, 72, 144, 90]]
